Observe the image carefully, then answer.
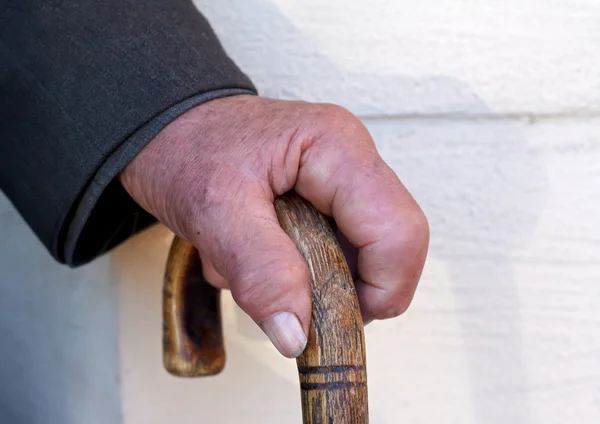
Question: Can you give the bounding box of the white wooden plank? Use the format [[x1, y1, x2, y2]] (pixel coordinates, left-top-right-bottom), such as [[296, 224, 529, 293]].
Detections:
[[195, 0, 600, 116]]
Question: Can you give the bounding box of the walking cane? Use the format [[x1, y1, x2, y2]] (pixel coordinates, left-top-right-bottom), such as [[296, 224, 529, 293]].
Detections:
[[162, 192, 369, 423]]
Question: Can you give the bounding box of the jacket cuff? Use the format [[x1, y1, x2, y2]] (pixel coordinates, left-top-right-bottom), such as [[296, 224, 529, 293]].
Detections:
[[0, 1, 258, 266], [60, 88, 256, 266]]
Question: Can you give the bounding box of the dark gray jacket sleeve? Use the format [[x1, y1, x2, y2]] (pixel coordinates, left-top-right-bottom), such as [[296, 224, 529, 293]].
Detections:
[[0, 0, 257, 266]]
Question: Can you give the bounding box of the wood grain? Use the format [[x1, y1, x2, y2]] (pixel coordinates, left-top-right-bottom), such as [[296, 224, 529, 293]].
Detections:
[[163, 192, 368, 422], [275, 192, 369, 424], [163, 236, 225, 377]]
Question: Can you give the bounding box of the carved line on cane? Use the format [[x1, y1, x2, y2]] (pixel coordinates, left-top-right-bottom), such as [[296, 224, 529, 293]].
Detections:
[[300, 382, 367, 391]]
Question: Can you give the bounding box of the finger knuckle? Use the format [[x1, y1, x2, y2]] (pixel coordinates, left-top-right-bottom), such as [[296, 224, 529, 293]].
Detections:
[[232, 278, 262, 311], [412, 210, 431, 252], [230, 257, 308, 311], [310, 103, 365, 134], [380, 291, 413, 318], [316, 103, 355, 120], [398, 209, 430, 263]]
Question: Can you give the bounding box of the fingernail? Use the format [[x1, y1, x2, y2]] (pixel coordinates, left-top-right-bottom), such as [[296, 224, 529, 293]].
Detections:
[[261, 312, 307, 358]]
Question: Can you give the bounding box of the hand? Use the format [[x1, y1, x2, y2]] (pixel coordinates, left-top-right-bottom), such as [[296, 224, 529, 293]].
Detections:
[[119, 95, 429, 358]]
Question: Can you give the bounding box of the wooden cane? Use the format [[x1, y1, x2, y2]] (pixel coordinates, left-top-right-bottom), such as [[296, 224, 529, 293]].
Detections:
[[162, 192, 369, 423]]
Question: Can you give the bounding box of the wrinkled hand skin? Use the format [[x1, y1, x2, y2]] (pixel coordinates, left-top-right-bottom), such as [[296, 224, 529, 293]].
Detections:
[[119, 95, 429, 358]]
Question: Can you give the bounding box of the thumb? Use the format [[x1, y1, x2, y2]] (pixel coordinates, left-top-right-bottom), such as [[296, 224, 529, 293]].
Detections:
[[191, 192, 311, 358]]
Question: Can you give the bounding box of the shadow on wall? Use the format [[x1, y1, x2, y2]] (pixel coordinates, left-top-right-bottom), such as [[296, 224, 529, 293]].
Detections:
[[375, 103, 548, 423], [0, 196, 121, 424], [195, 0, 548, 423], [195, 0, 485, 116]]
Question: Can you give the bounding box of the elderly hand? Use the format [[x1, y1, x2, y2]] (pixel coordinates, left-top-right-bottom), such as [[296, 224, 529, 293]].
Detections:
[[119, 95, 429, 358]]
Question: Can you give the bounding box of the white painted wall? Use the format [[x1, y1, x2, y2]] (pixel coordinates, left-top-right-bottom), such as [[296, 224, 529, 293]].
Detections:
[[1, 1, 599, 423], [0, 195, 121, 424]]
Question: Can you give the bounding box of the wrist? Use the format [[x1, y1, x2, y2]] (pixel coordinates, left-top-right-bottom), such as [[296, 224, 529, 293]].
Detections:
[[119, 94, 256, 237]]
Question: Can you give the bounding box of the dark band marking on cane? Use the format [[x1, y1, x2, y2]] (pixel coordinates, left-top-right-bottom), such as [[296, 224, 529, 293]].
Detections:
[[300, 381, 366, 391]]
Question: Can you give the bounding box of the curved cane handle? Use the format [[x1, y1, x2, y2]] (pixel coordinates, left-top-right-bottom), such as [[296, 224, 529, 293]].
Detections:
[[163, 192, 368, 423]]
